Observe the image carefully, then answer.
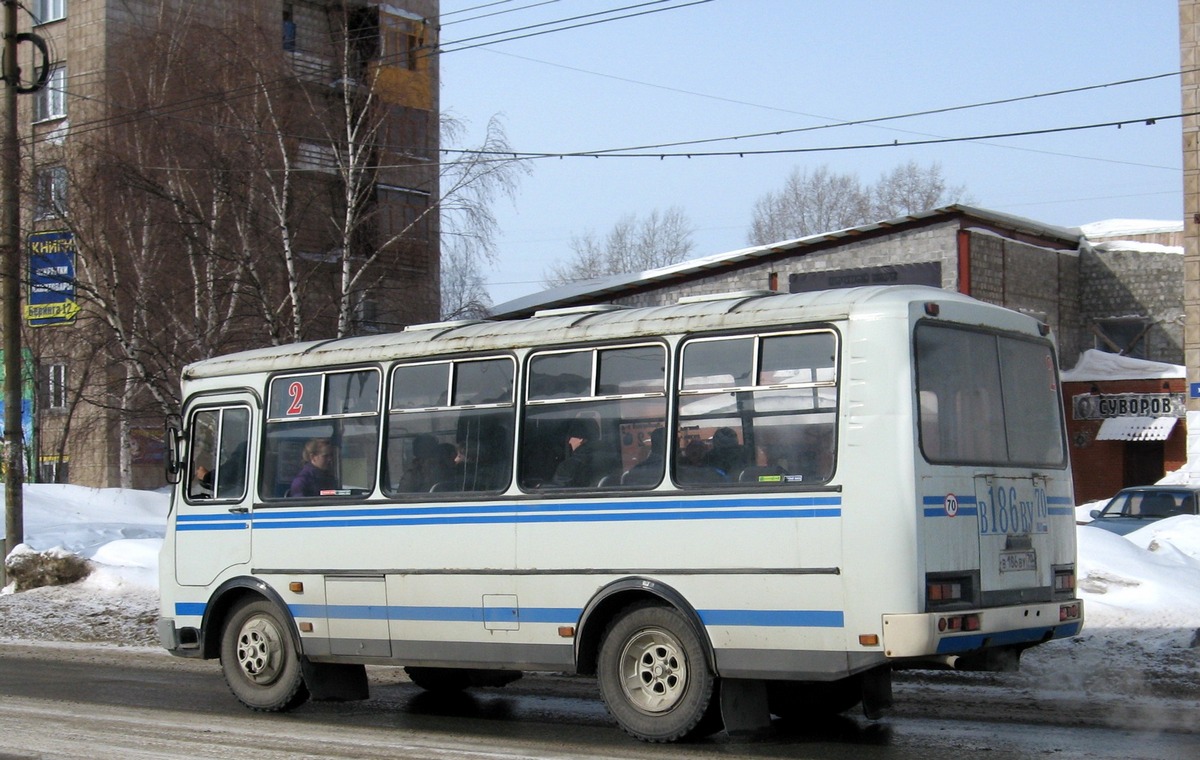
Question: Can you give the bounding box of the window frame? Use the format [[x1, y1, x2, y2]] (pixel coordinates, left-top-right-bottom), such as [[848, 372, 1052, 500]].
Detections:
[[261, 367, 382, 501], [34, 64, 66, 122], [384, 355, 517, 497], [34, 0, 66, 25], [915, 322, 1067, 469], [185, 404, 252, 504], [520, 342, 668, 492], [34, 165, 68, 219], [674, 328, 840, 489]]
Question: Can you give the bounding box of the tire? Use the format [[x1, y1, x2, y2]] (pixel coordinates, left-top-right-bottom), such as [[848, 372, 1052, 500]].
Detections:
[[766, 676, 862, 722], [220, 598, 310, 712], [596, 602, 716, 743]]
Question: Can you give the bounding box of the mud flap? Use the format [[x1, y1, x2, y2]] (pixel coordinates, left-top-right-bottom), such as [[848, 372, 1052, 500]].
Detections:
[[302, 660, 369, 701], [719, 679, 771, 736], [861, 666, 893, 720]]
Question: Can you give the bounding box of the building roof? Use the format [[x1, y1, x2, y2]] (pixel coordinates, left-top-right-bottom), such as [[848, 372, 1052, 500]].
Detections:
[[490, 204, 1083, 319], [1079, 219, 1183, 240], [1060, 349, 1185, 382]]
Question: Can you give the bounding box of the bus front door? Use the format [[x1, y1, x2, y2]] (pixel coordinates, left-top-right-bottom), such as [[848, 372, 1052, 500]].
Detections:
[[175, 398, 254, 586]]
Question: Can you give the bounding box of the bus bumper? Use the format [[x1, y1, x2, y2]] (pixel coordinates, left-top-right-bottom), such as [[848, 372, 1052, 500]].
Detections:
[[881, 599, 1083, 659], [157, 617, 205, 658]]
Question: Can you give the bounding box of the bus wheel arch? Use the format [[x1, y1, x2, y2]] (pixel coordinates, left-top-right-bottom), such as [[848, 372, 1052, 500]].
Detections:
[[200, 577, 296, 660], [575, 577, 715, 678]]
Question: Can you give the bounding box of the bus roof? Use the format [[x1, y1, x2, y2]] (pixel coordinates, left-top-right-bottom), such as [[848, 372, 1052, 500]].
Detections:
[[181, 285, 1024, 381]]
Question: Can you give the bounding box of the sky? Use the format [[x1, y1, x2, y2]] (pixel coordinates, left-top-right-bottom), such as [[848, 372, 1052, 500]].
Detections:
[[436, 1, 1186, 306]]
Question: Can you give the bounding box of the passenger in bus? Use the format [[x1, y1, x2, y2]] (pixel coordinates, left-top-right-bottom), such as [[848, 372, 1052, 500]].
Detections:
[[550, 418, 616, 488], [287, 438, 338, 497], [444, 424, 507, 492], [705, 427, 747, 479], [194, 440, 248, 498], [675, 437, 725, 484], [398, 434, 455, 493], [624, 427, 665, 485]]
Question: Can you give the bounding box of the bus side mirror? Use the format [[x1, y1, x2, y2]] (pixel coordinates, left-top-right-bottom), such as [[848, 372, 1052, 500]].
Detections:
[[165, 413, 184, 485]]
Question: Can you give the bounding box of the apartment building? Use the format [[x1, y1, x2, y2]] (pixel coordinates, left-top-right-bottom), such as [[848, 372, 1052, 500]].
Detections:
[[15, 0, 440, 488]]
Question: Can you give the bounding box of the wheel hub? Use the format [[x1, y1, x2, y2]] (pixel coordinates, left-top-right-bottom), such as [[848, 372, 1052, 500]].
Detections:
[[236, 616, 283, 685], [619, 627, 688, 714]]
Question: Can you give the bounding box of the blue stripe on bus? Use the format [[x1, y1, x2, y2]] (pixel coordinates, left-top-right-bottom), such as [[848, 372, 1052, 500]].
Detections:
[[921, 494, 978, 518], [175, 600, 844, 630], [935, 620, 1083, 654], [921, 494, 1076, 519], [175, 496, 842, 531], [698, 609, 844, 628]]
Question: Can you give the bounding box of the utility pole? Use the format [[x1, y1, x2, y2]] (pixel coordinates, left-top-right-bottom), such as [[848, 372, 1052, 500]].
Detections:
[[0, 2, 46, 588], [0, 0, 21, 589]]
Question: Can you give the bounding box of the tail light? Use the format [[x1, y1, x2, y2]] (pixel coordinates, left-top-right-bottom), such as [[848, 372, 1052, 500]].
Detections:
[[1059, 603, 1081, 622], [938, 613, 981, 633], [1053, 566, 1076, 595]]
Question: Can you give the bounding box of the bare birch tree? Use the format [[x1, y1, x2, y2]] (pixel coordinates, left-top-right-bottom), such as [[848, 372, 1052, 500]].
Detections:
[[748, 161, 969, 246], [544, 207, 695, 287]]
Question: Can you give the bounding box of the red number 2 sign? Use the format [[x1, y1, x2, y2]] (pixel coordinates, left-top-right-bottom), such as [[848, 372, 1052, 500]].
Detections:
[[286, 381, 305, 415]]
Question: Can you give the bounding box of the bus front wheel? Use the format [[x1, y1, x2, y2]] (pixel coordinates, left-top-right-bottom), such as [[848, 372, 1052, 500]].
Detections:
[[596, 602, 715, 742], [220, 598, 310, 712]]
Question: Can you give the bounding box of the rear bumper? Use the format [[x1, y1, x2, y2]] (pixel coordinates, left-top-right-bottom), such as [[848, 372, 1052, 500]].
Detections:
[[882, 599, 1083, 658]]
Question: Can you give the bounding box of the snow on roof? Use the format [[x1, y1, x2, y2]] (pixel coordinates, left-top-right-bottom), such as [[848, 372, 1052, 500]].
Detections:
[[1079, 219, 1182, 240], [1090, 240, 1182, 254], [1061, 349, 1184, 382]]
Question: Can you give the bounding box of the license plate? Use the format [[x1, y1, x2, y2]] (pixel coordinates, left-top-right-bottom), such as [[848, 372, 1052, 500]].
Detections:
[[976, 477, 1050, 536], [999, 550, 1037, 573]]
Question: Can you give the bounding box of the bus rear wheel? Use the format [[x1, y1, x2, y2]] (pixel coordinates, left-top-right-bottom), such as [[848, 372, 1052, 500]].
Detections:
[[596, 602, 715, 743], [220, 598, 310, 712]]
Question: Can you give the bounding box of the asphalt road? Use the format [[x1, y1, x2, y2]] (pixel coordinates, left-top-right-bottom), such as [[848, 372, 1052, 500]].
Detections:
[[0, 643, 1194, 760]]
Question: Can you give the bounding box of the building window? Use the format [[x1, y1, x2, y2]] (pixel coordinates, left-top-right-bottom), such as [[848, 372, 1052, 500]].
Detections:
[[377, 184, 431, 241], [40, 362, 68, 410], [34, 65, 66, 122], [39, 458, 69, 484], [35, 166, 68, 218], [282, 3, 297, 51], [34, 0, 66, 24], [35, 165, 68, 218], [1093, 318, 1150, 359]]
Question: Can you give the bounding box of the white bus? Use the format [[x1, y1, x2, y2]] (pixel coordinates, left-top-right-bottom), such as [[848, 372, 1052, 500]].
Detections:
[[158, 285, 1082, 742]]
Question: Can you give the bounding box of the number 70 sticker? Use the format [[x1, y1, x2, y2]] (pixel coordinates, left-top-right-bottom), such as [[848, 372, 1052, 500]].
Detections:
[[944, 493, 959, 517]]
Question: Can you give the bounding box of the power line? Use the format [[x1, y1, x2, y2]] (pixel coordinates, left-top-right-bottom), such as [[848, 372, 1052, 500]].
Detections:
[[472, 47, 1187, 169], [40, 1, 711, 145], [438, 0, 715, 54], [576, 71, 1191, 156], [440, 112, 1190, 163], [442, 0, 520, 19], [442, 0, 562, 26]]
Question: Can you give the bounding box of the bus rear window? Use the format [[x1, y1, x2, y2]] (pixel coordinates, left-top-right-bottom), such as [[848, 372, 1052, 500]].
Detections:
[[915, 324, 1065, 468]]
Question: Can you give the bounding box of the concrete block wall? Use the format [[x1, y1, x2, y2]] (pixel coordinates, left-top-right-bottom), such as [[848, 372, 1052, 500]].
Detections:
[[613, 222, 963, 309], [1079, 247, 1185, 365]]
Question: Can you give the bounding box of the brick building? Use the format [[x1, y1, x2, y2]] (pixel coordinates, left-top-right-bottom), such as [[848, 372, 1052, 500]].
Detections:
[[492, 206, 1187, 498], [15, 0, 441, 488]]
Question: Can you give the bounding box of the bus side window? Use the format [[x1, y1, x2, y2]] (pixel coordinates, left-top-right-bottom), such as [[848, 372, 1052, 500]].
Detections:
[[187, 406, 251, 501], [521, 344, 666, 492], [188, 411, 219, 499]]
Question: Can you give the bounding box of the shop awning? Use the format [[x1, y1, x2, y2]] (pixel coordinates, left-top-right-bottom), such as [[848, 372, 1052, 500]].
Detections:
[[1095, 416, 1178, 442]]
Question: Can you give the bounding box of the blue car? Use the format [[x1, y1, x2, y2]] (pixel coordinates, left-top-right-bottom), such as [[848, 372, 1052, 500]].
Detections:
[[1088, 486, 1200, 535]]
